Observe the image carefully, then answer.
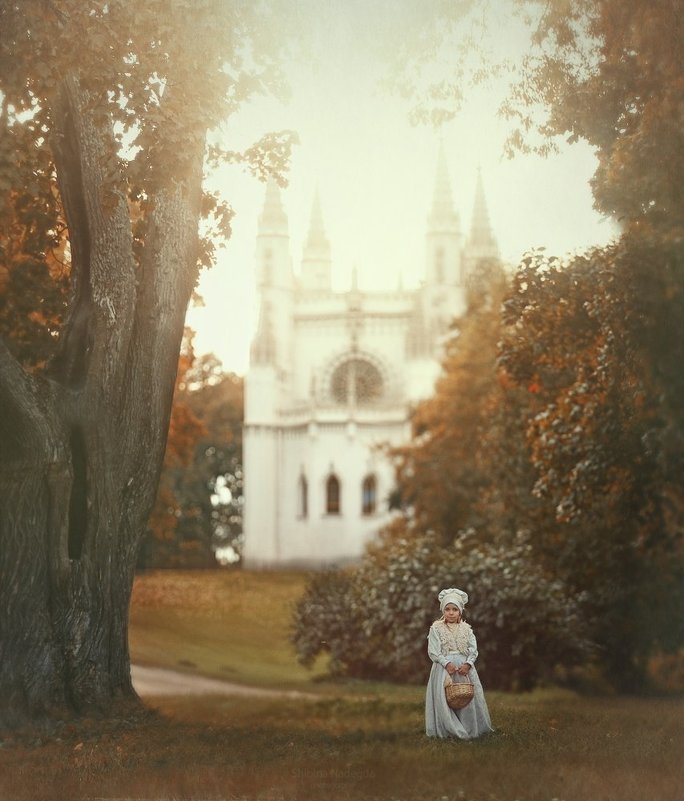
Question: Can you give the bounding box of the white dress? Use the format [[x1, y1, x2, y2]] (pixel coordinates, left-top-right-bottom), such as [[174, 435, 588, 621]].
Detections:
[[425, 619, 494, 739]]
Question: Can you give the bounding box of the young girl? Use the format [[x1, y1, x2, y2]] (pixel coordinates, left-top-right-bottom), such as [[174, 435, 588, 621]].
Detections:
[[425, 587, 494, 739]]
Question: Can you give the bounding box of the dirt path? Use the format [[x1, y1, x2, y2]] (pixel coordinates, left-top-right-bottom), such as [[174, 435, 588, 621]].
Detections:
[[131, 664, 317, 699]]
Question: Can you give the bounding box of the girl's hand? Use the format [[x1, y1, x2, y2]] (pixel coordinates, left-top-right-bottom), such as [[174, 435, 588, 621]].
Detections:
[[445, 662, 457, 675], [456, 663, 471, 676]]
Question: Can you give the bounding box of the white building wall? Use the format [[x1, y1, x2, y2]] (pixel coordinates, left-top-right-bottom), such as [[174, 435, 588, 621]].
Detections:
[[243, 286, 460, 568], [242, 157, 499, 569], [241, 424, 280, 565], [261, 418, 408, 567], [243, 283, 462, 568]]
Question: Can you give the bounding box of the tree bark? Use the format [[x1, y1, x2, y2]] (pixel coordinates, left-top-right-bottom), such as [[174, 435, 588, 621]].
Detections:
[[0, 74, 205, 727]]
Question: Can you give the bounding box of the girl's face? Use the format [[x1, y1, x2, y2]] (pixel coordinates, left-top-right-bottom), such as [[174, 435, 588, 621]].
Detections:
[[444, 603, 461, 623]]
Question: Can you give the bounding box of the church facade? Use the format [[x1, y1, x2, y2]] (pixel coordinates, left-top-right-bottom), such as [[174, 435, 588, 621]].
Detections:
[[242, 150, 499, 568]]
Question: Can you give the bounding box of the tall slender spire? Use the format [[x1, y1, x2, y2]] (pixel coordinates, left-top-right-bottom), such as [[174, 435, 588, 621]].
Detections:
[[301, 188, 332, 291], [303, 189, 330, 258], [255, 177, 292, 292], [460, 167, 500, 286], [258, 177, 288, 235], [467, 167, 499, 256], [428, 141, 460, 232]]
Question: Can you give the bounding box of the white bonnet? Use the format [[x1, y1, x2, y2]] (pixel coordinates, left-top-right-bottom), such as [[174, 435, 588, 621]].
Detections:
[[438, 587, 469, 612]]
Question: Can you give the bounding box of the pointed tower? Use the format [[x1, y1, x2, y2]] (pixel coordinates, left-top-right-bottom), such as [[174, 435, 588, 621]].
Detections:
[[419, 144, 466, 347], [429, 143, 460, 230], [463, 167, 499, 277], [256, 178, 291, 289], [300, 190, 332, 292], [425, 142, 462, 288], [253, 178, 294, 365], [243, 179, 295, 569], [246, 178, 294, 417]]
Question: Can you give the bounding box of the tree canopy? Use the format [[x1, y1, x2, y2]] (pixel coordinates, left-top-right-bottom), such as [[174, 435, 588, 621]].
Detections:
[[144, 346, 244, 569], [505, 0, 684, 230]]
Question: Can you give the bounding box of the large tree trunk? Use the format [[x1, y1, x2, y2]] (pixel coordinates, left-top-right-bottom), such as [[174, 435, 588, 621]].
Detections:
[[0, 75, 205, 727]]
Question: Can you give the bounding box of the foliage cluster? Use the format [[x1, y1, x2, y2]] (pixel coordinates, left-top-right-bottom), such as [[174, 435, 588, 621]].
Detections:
[[292, 526, 590, 690], [143, 346, 244, 569], [500, 235, 684, 681], [506, 0, 684, 229], [0, 128, 69, 368]]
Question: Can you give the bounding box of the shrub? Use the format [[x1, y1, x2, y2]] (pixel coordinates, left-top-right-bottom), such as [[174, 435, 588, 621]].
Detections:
[[292, 527, 593, 690]]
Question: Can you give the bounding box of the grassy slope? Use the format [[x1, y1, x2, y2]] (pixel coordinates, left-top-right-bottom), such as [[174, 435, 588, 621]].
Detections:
[[2, 570, 682, 801], [128, 569, 328, 689]]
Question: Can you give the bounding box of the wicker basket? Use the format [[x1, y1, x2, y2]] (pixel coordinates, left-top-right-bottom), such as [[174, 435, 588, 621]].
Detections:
[[446, 680, 474, 710]]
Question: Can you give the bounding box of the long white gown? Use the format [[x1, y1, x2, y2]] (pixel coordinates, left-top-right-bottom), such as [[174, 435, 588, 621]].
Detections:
[[425, 619, 494, 739]]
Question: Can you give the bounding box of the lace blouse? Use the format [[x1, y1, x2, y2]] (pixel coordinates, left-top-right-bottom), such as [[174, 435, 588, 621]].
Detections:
[[427, 619, 479, 668]]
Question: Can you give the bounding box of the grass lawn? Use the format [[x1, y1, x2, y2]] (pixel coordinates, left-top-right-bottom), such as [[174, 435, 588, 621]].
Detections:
[[128, 569, 330, 690], [1, 569, 682, 801]]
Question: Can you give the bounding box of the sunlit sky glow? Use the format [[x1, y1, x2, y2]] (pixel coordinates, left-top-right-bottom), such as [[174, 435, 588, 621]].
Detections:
[[187, 3, 619, 375]]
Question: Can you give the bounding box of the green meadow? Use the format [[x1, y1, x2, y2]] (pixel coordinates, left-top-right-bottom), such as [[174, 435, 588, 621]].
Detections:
[[1, 569, 682, 801]]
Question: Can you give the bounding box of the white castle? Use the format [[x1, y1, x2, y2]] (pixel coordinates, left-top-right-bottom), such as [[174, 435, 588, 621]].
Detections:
[[242, 149, 499, 568]]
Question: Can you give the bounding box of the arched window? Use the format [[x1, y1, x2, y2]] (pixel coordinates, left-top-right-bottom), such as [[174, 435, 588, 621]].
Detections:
[[326, 474, 341, 515], [330, 358, 383, 406], [298, 475, 308, 519], [362, 475, 377, 516]]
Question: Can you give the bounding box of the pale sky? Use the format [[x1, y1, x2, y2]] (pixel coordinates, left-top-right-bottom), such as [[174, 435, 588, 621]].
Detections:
[[187, 3, 618, 375]]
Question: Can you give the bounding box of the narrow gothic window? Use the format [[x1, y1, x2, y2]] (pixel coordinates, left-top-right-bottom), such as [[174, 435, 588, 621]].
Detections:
[[362, 475, 377, 516], [326, 474, 341, 515], [298, 475, 308, 519]]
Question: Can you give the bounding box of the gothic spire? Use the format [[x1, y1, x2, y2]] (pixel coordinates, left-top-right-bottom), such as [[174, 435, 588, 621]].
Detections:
[[428, 141, 460, 232], [467, 167, 499, 256], [303, 189, 330, 258], [464, 167, 499, 272], [258, 177, 288, 235], [301, 188, 332, 291]]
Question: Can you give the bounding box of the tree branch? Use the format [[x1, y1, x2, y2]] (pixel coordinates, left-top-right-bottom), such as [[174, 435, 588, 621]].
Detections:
[[50, 74, 137, 395], [119, 145, 206, 521]]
